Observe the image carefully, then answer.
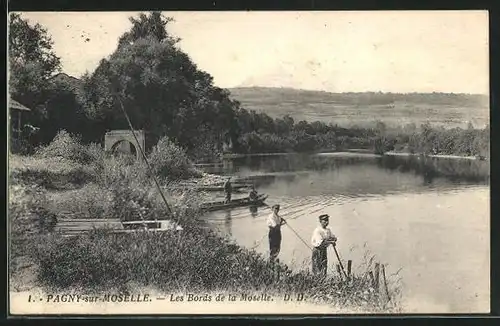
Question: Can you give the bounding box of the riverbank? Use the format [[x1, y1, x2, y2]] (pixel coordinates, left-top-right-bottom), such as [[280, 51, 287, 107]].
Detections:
[[383, 151, 480, 160], [223, 149, 485, 161], [8, 142, 397, 314]]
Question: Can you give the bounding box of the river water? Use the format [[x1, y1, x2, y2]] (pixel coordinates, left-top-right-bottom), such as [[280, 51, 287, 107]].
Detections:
[[200, 153, 490, 313]]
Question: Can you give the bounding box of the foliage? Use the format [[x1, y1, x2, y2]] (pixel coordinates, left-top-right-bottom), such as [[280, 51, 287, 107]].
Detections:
[[35, 76, 92, 145], [9, 13, 61, 95], [117, 11, 180, 48], [30, 218, 393, 312], [232, 108, 489, 158], [9, 13, 61, 135], [36, 130, 97, 164], [9, 184, 56, 275], [148, 136, 201, 180]]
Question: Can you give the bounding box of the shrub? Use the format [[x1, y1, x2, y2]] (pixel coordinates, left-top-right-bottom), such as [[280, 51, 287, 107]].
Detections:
[[9, 184, 56, 276], [148, 137, 201, 180], [36, 130, 100, 165], [188, 138, 222, 163]]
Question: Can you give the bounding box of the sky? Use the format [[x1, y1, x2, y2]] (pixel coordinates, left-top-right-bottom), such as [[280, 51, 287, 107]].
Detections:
[[17, 11, 489, 94]]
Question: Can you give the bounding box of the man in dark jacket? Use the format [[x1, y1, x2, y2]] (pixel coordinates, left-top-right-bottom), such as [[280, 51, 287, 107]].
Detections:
[[224, 177, 232, 203]]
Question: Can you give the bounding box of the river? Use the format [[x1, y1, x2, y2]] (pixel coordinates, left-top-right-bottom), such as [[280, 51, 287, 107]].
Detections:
[[200, 153, 490, 313]]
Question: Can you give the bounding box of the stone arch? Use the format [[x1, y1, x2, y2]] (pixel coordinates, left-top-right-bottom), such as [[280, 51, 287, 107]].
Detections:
[[104, 130, 145, 160], [111, 140, 137, 158]]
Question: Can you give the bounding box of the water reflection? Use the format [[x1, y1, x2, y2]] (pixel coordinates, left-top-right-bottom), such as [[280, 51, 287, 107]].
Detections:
[[249, 205, 258, 218], [224, 210, 232, 236], [205, 154, 489, 196], [375, 155, 489, 185], [200, 153, 489, 313]]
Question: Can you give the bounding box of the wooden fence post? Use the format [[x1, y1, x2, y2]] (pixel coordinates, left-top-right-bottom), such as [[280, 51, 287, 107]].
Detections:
[[374, 262, 380, 292], [347, 260, 352, 277], [369, 271, 375, 288], [381, 264, 391, 303], [336, 264, 342, 279]]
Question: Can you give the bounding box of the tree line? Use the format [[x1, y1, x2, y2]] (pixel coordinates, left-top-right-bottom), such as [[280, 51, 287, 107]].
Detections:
[[8, 12, 490, 161]]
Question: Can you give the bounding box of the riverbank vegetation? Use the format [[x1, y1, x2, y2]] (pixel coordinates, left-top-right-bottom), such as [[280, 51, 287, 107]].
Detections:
[[9, 133, 399, 312]]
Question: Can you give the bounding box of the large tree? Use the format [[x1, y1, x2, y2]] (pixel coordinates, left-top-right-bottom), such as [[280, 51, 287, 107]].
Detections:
[[80, 11, 239, 152], [9, 13, 61, 106]]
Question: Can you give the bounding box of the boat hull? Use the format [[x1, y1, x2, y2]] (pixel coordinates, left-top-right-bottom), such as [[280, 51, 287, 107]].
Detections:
[[200, 195, 268, 212]]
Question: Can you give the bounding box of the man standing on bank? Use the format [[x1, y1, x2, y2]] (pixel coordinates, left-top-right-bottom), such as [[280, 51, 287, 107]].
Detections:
[[267, 204, 286, 261], [311, 214, 337, 276], [224, 177, 232, 203]]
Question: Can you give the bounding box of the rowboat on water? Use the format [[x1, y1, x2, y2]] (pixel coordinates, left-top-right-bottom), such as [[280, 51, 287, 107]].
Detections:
[[200, 194, 268, 212]]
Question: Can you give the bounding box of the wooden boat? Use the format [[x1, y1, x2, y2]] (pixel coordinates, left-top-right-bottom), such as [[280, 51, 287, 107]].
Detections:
[[196, 185, 250, 192], [200, 194, 268, 212]]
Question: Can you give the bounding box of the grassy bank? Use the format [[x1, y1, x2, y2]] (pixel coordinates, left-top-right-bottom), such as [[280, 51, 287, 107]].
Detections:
[[9, 132, 400, 312]]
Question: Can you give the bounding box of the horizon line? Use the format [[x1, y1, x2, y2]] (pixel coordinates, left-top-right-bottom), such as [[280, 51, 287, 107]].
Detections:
[[52, 72, 489, 97]]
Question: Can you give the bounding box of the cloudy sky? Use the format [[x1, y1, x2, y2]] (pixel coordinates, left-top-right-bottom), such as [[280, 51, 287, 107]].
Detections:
[[18, 11, 488, 94]]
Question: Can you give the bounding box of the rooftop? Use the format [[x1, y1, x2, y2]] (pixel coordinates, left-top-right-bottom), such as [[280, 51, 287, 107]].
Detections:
[[9, 98, 31, 111]]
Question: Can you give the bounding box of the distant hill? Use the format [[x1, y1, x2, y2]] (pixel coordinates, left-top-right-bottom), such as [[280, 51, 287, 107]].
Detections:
[[228, 87, 489, 129], [41, 76, 489, 129]]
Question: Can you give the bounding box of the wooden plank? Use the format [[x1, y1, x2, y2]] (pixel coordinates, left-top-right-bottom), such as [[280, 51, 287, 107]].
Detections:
[[56, 223, 123, 228], [57, 221, 122, 225], [121, 220, 161, 224], [57, 222, 123, 226], [57, 219, 121, 223], [55, 228, 122, 232], [58, 228, 162, 237]]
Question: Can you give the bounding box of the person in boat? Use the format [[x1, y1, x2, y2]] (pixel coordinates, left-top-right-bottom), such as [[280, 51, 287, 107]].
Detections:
[[267, 204, 286, 262], [311, 214, 337, 277], [248, 185, 259, 201], [224, 177, 232, 203]]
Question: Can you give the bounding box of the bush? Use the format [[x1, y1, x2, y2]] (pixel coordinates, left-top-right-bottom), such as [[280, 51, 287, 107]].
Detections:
[[148, 137, 201, 180], [188, 138, 222, 163], [36, 130, 102, 165], [9, 184, 56, 276]]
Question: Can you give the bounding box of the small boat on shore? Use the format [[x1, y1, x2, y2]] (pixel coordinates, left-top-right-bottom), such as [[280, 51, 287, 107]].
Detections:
[[200, 194, 268, 212], [196, 184, 251, 192]]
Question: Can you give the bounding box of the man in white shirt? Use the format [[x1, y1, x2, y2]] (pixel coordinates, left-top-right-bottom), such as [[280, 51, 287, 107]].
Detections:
[[311, 214, 337, 276], [267, 204, 286, 261]]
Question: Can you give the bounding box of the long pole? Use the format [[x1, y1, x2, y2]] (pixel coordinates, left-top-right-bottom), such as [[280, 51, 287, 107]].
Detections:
[[114, 95, 174, 219], [333, 245, 348, 278]]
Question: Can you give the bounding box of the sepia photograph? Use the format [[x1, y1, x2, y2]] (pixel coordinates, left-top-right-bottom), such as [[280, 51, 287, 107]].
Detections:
[[7, 10, 490, 315]]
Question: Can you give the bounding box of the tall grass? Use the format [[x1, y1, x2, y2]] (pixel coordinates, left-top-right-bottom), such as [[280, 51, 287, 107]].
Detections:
[[9, 184, 56, 276], [30, 222, 397, 311]]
